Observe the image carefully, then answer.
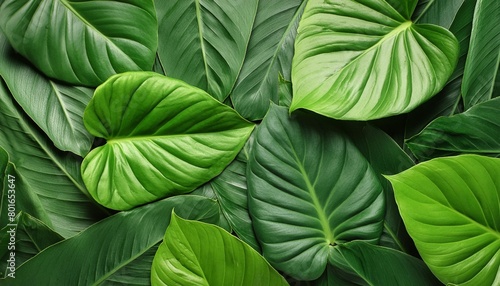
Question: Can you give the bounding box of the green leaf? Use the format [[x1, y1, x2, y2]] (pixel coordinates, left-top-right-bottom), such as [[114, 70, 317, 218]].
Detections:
[[155, 0, 258, 101], [0, 81, 107, 238], [461, 0, 500, 109], [4, 195, 220, 286], [407, 97, 500, 161], [82, 72, 254, 210], [330, 241, 440, 286], [229, 0, 304, 120], [151, 213, 288, 286], [247, 105, 385, 280], [0, 212, 63, 278], [0, 31, 94, 156], [386, 155, 500, 286], [290, 0, 459, 120], [346, 125, 416, 254], [0, 0, 157, 86], [414, 0, 465, 29], [210, 138, 260, 251]]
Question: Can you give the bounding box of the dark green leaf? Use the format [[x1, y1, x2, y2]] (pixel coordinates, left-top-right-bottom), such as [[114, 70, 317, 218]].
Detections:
[[414, 0, 465, 28], [82, 72, 254, 210], [248, 105, 385, 280], [0, 0, 157, 86], [151, 214, 288, 286], [387, 155, 500, 285], [0, 31, 94, 156], [407, 97, 500, 160], [462, 0, 500, 109], [4, 195, 221, 286], [155, 0, 258, 101], [230, 0, 304, 120], [291, 0, 459, 120]]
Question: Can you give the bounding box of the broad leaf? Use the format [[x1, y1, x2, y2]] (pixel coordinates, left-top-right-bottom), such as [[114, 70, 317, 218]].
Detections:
[[346, 125, 416, 254], [0, 0, 157, 86], [211, 140, 260, 251], [414, 0, 465, 29], [386, 155, 500, 286], [155, 0, 258, 101], [330, 241, 440, 285], [151, 214, 288, 286], [0, 212, 63, 278], [407, 97, 500, 160], [230, 0, 304, 120], [0, 81, 107, 238], [248, 105, 385, 280], [82, 72, 254, 210], [4, 195, 220, 286], [290, 0, 459, 120], [461, 0, 500, 109], [0, 31, 93, 156]]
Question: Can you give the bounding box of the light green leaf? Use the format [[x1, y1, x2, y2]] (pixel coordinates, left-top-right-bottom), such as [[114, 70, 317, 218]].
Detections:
[[155, 0, 258, 101], [4, 195, 220, 286], [0, 81, 107, 238], [210, 138, 260, 251], [0, 212, 63, 278], [330, 241, 440, 286], [248, 105, 385, 280], [82, 72, 254, 210], [386, 155, 500, 286], [151, 213, 288, 286], [0, 0, 157, 86], [407, 97, 500, 160], [461, 0, 500, 109], [230, 0, 304, 120], [414, 0, 466, 29], [0, 31, 93, 156], [290, 0, 459, 120]]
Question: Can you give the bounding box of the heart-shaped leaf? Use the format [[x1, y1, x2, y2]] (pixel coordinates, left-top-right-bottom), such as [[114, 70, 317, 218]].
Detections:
[[5, 195, 220, 285], [407, 97, 500, 160], [386, 155, 500, 285], [151, 213, 288, 286], [290, 0, 459, 120], [82, 72, 254, 210], [0, 0, 157, 86], [247, 105, 385, 281], [155, 0, 258, 101]]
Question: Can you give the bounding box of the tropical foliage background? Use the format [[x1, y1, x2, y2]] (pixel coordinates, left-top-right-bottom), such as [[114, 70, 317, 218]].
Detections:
[[0, 0, 499, 285]]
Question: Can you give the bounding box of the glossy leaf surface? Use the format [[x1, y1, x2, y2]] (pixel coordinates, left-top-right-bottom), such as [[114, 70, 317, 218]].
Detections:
[[0, 31, 93, 156], [291, 0, 459, 120], [407, 97, 500, 160], [151, 214, 288, 286], [248, 105, 385, 280], [155, 0, 257, 101], [0, 0, 157, 86], [82, 72, 254, 210], [387, 155, 500, 286], [5, 195, 220, 286]]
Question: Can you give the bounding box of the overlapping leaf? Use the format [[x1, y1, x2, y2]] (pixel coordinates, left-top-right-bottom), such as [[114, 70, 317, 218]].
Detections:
[[4, 195, 220, 286], [82, 72, 254, 210], [407, 97, 500, 160], [151, 214, 288, 286], [230, 0, 304, 120], [414, 0, 465, 28], [0, 0, 157, 86], [155, 0, 258, 101], [248, 105, 385, 280], [290, 0, 459, 120], [0, 81, 107, 238], [387, 155, 500, 285], [461, 0, 500, 109], [0, 31, 93, 156]]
